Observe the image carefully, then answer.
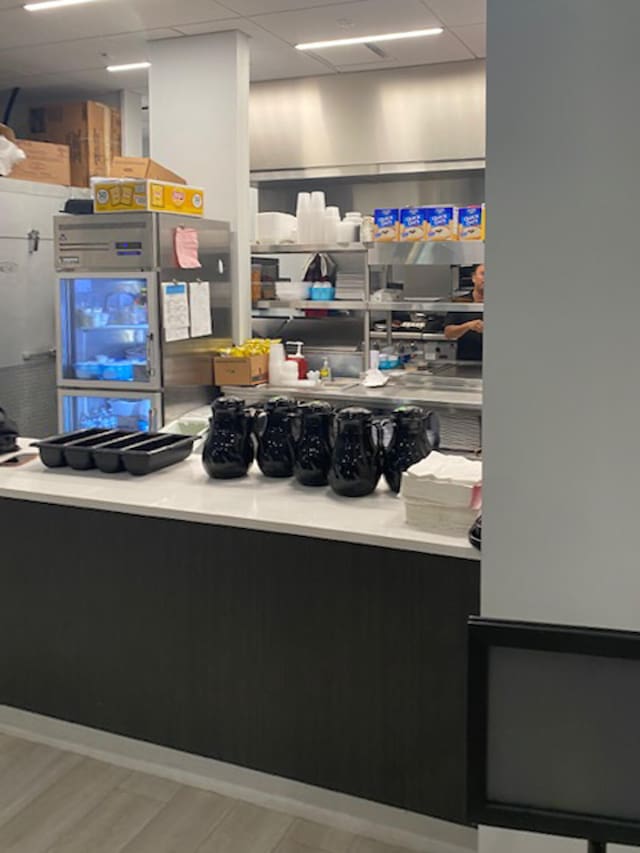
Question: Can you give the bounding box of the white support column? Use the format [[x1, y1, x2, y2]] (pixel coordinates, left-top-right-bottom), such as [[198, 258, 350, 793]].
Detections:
[[483, 1, 640, 852], [118, 90, 143, 157], [149, 32, 251, 344]]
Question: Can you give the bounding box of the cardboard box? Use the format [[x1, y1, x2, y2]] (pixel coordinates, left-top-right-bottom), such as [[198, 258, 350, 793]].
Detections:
[[400, 207, 427, 242], [424, 206, 457, 241], [457, 205, 485, 241], [29, 100, 112, 187], [109, 156, 186, 184], [110, 108, 122, 161], [93, 179, 205, 216], [9, 139, 70, 185], [374, 208, 400, 242], [214, 354, 268, 386]]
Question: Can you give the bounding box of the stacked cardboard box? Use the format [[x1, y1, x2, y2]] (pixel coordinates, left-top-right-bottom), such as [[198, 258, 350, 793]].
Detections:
[[28, 101, 120, 187], [10, 139, 71, 185]]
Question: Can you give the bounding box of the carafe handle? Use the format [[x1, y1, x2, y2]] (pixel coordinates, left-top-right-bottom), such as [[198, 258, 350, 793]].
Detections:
[[254, 410, 268, 438], [424, 410, 441, 451]]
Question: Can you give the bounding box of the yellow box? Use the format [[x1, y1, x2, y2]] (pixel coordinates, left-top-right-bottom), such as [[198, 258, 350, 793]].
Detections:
[[93, 179, 205, 216]]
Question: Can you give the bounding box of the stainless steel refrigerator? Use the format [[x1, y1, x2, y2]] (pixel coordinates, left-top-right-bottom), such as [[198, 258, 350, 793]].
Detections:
[[54, 212, 231, 432]]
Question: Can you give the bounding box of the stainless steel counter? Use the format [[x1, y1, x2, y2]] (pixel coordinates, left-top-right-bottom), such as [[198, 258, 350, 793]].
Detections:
[[221, 375, 482, 413]]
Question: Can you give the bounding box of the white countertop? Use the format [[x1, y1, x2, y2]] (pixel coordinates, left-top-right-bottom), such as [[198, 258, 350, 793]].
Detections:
[[0, 440, 479, 561]]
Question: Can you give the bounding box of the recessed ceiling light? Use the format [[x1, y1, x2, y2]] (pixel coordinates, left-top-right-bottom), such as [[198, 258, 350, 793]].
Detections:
[[296, 27, 444, 51], [24, 0, 101, 11], [107, 62, 151, 73]]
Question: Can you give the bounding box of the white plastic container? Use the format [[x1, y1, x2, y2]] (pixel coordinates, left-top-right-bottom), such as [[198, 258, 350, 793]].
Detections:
[[256, 212, 296, 245], [324, 208, 340, 244], [275, 281, 309, 300]]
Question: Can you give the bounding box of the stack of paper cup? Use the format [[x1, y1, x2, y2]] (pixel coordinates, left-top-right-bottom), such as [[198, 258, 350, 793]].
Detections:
[[269, 342, 286, 383], [296, 192, 311, 244], [309, 191, 326, 244], [324, 206, 341, 244]]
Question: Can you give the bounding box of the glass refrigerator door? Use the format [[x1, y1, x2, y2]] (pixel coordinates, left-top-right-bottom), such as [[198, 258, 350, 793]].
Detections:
[[59, 391, 162, 433], [57, 274, 160, 389]]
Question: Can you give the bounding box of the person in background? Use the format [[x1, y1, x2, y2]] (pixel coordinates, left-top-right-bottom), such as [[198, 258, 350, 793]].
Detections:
[[444, 263, 485, 361]]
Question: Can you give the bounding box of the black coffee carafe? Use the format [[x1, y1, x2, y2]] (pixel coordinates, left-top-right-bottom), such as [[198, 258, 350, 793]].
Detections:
[[202, 397, 254, 480], [293, 401, 334, 487], [328, 407, 383, 498], [383, 406, 441, 494], [255, 397, 297, 478]]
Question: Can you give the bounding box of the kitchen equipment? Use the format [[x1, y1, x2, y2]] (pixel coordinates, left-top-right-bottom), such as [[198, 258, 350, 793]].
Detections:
[[202, 396, 254, 480], [255, 396, 297, 478], [293, 401, 333, 487], [383, 406, 441, 494], [328, 407, 383, 498], [55, 213, 232, 432]]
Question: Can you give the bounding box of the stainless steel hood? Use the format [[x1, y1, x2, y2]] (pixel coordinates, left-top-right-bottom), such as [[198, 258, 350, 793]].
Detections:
[[250, 60, 486, 180]]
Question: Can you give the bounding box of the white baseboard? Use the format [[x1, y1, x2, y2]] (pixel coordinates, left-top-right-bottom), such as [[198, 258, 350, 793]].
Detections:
[[0, 705, 476, 853]]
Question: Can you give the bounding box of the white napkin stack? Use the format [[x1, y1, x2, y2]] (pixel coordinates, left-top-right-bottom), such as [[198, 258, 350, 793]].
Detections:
[[401, 451, 482, 536]]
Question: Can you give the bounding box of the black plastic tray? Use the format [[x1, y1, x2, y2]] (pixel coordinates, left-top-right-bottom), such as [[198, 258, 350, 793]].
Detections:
[[93, 432, 149, 474], [34, 428, 115, 468], [64, 430, 131, 471], [121, 434, 195, 476]]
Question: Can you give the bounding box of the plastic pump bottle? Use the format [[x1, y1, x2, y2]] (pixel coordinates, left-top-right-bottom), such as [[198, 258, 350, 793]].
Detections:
[[287, 341, 308, 380], [320, 358, 332, 382]]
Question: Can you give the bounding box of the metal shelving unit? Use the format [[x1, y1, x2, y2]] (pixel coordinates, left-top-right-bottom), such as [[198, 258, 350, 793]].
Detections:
[[251, 244, 372, 370], [250, 241, 485, 368]]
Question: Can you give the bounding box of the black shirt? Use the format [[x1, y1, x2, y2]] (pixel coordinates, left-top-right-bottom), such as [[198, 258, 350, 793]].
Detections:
[[444, 311, 483, 361]]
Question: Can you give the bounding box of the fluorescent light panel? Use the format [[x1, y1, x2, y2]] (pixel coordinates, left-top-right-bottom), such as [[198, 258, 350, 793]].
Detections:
[[24, 0, 100, 11], [107, 62, 151, 72], [296, 27, 443, 51]]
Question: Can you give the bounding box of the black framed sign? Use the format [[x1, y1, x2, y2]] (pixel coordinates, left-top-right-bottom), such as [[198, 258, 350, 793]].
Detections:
[[467, 617, 640, 847]]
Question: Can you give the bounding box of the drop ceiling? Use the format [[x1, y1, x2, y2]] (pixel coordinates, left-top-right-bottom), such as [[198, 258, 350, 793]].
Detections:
[[0, 0, 486, 98]]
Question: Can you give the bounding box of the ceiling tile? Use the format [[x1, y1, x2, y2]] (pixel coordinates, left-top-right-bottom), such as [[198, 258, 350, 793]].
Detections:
[[252, 0, 441, 47], [220, 0, 361, 14], [173, 18, 262, 36], [0, 32, 158, 77], [315, 28, 471, 68], [111, 0, 237, 30], [0, 0, 236, 50], [423, 0, 485, 27], [451, 23, 485, 57]]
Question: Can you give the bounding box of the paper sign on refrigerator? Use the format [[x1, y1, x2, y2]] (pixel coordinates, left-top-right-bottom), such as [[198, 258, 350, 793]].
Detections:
[[162, 282, 190, 342], [189, 281, 212, 338]]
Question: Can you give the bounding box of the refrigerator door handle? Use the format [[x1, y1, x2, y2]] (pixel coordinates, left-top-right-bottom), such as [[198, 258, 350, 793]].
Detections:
[[146, 332, 155, 378], [150, 408, 158, 431]]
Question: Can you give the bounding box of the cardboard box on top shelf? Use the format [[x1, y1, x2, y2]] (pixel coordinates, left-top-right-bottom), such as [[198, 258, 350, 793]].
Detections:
[[109, 157, 186, 184], [213, 353, 268, 387], [110, 108, 122, 161], [93, 178, 204, 216], [9, 139, 70, 185], [28, 100, 112, 187]]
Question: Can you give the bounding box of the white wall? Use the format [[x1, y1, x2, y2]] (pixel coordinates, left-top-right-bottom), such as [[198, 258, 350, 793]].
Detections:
[[482, 1, 640, 851], [149, 31, 251, 344]]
